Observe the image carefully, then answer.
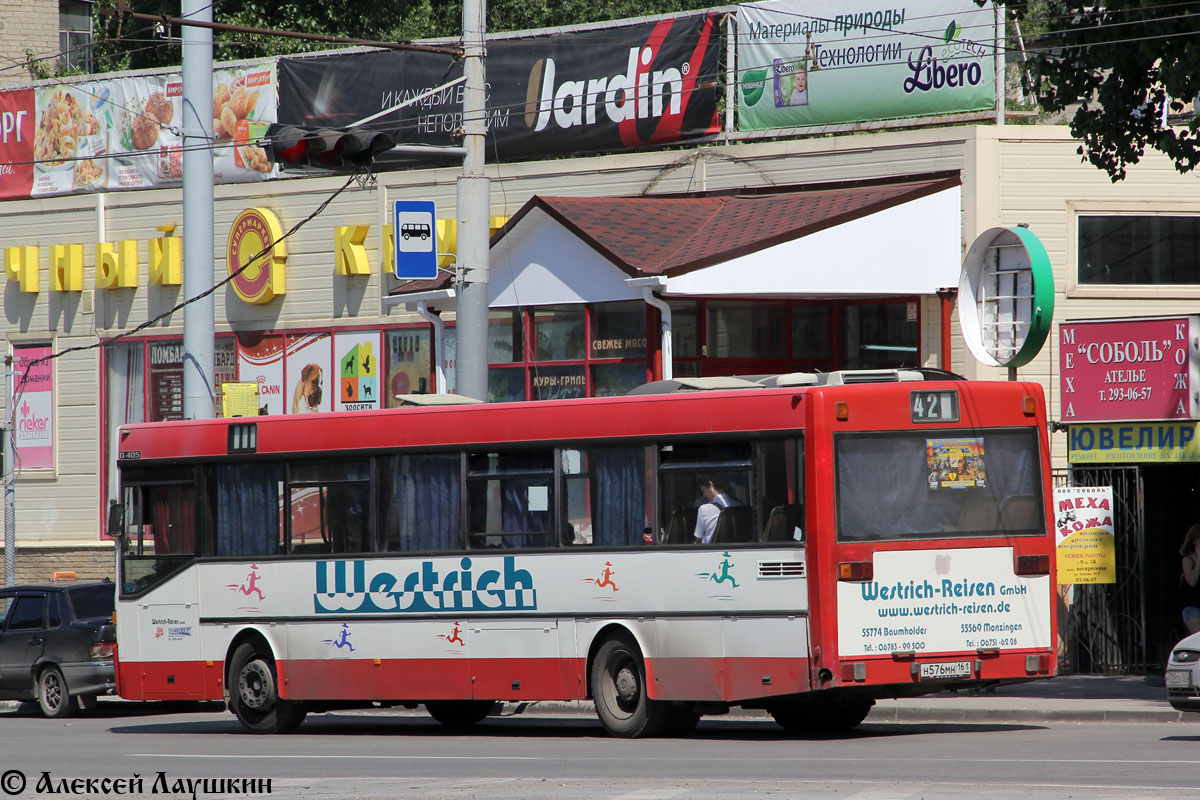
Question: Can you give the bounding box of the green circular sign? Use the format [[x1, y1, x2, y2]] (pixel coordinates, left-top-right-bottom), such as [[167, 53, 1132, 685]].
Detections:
[[958, 226, 1055, 369]]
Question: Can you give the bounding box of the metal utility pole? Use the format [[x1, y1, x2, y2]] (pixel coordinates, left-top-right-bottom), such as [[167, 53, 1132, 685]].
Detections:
[[181, 0, 215, 420], [3, 357, 14, 586], [995, 3, 1005, 126], [454, 0, 491, 401]]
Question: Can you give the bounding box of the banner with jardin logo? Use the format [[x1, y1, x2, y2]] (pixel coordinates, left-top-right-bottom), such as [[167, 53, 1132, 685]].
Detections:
[[736, 0, 996, 130]]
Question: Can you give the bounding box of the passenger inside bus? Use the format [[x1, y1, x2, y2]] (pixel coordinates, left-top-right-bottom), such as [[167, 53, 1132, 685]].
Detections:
[[693, 477, 743, 544]]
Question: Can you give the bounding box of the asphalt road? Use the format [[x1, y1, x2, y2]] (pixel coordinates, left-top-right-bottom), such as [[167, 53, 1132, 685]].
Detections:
[[2, 702, 1199, 799]]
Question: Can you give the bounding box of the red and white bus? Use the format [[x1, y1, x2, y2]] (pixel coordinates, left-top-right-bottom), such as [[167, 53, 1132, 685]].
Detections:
[[111, 370, 1056, 736]]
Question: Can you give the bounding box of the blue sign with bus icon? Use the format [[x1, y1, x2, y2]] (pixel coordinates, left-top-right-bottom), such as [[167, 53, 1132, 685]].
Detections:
[[393, 200, 437, 279]]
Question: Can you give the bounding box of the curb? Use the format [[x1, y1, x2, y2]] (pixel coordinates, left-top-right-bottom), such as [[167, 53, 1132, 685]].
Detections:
[[866, 705, 1191, 724]]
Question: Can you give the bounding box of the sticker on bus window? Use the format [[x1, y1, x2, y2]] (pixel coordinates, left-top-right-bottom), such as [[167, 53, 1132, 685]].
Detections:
[[926, 437, 987, 490]]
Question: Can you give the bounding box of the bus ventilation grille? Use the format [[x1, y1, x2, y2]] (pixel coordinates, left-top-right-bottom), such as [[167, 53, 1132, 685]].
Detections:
[[758, 562, 806, 578]]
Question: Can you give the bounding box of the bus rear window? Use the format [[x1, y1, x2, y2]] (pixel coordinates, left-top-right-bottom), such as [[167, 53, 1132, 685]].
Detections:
[[835, 428, 1044, 541]]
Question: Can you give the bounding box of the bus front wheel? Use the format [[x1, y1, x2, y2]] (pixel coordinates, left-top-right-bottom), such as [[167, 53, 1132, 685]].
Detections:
[[228, 642, 307, 734], [591, 634, 669, 738]]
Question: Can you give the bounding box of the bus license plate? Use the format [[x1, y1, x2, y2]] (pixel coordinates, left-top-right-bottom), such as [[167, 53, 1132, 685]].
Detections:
[[1166, 670, 1193, 688], [919, 661, 972, 680]]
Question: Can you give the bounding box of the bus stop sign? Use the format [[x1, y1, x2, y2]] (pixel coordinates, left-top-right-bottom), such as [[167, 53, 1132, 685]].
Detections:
[[393, 200, 437, 280]]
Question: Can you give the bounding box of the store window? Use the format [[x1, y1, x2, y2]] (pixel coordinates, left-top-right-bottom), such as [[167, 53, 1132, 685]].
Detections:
[[1078, 215, 1200, 285], [489, 309, 523, 363], [667, 300, 700, 377], [591, 302, 647, 359], [445, 302, 651, 402], [146, 338, 237, 422], [706, 302, 785, 359], [791, 304, 831, 365], [385, 328, 432, 402], [532, 306, 586, 361], [842, 301, 918, 369], [104, 342, 146, 511]]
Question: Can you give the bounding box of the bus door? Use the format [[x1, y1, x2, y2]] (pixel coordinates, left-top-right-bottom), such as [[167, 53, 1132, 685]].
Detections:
[[118, 476, 206, 699]]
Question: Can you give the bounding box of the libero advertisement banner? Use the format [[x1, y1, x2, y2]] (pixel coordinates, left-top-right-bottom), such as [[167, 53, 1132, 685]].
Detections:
[[278, 13, 721, 160], [0, 65, 277, 200], [736, 0, 995, 130]]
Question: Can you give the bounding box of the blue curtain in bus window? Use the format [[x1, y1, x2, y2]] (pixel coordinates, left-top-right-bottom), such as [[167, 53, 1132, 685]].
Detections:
[[592, 447, 645, 547], [388, 454, 460, 552], [216, 464, 281, 556]]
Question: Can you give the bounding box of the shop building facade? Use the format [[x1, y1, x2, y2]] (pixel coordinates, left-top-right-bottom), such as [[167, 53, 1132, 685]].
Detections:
[[4, 124, 1200, 674]]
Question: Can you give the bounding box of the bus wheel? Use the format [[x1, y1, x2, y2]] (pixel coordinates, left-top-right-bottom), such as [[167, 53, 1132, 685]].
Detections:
[[770, 697, 873, 736], [425, 700, 495, 729], [228, 642, 307, 734], [37, 666, 76, 719], [591, 634, 669, 738], [664, 705, 702, 737]]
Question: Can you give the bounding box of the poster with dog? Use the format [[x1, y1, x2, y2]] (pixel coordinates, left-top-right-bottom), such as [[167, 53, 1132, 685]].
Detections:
[[286, 332, 332, 414]]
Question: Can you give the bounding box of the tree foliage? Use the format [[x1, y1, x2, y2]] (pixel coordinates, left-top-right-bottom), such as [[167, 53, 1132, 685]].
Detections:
[[997, 0, 1200, 181], [90, 0, 717, 75]]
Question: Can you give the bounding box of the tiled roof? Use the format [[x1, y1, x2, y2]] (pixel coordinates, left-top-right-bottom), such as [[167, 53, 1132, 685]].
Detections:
[[520, 174, 960, 276], [385, 173, 961, 300]]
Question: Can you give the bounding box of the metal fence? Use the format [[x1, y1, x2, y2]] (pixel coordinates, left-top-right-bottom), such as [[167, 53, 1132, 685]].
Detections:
[[1061, 466, 1147, 674]]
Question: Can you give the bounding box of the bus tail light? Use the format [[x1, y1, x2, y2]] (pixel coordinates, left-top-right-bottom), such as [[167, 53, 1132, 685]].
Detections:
[[841, 662, 866, 682], [1014, 554, 1050, 576], [834, 401, 849, 421], [1026, 654, 1052, 674], [838, 561, 873, 581]]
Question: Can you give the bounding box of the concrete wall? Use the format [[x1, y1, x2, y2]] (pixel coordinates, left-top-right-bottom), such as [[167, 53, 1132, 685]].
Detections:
[[1, 543, 114, 584]]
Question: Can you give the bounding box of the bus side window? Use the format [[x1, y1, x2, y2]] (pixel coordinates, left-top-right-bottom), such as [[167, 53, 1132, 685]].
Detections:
[[758, 438, 803, 543], [467, 451, 555, 549], [378, 453, 461, 552], [286, 459, 371, 555], [656, 441, 754, 545], [214, 463, 283, 557], [564, 446, 651, 547]]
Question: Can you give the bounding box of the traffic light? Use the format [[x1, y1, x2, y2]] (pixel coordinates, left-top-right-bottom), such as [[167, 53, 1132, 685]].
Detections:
[[264, 124, 395, 169]]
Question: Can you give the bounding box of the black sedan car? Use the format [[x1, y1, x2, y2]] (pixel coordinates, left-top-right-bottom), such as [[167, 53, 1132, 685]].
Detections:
[[0, 580, 116, 717]]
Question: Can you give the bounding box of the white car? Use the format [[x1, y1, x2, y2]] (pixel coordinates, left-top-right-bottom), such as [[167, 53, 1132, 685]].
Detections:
[[1166, 631, 1200, 712]]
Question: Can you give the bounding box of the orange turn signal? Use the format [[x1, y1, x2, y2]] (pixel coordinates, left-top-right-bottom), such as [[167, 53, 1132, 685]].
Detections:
[[835, 401, 849, 421], [1022, 396, 1036, 416], [838, 561, 873, 581]]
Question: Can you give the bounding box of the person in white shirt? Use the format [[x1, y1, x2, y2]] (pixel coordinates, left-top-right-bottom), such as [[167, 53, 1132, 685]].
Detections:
[[693, 478, 738, 544]]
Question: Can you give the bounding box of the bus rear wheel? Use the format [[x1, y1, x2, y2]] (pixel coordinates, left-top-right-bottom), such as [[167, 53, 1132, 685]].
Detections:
[[591, 634, 669, 738], [770, 696, 873, 736], [228, 642, 307, 734], [425, 700, 495, 729]]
